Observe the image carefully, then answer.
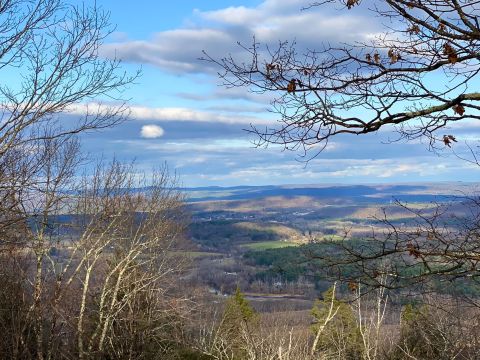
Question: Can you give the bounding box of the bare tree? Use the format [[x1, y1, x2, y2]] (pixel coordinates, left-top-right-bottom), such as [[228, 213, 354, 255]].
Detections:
[[0, 0, 136, 156], [205, 0, 480, 156], [0, 0, 137, 250], [0, 156, 191, 359], [73, 161, 190, 359], [194, 293, 311, 360], [311, 282, 341, 356], [0, 2, 196, 359], [204, 0, 480, 303], [302, 197, 480, 300], [391, 298, 480, 359], [353, 276, 389, 360]]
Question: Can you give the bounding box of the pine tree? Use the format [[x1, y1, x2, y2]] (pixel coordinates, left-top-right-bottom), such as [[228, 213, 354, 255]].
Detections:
[[219, 286, 258, 359], [311, 286, 362, 359]]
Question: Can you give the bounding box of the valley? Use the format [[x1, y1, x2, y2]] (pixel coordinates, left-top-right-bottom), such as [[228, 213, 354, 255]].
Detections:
[[183, 182, 479, 310]]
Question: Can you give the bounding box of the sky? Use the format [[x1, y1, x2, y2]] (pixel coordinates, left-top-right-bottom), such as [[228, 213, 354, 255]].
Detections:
[[78, 0, 480, 187]]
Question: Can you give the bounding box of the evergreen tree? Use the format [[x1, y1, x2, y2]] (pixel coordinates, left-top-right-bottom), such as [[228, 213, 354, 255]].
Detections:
[[219, 286, 258, 359], [311, 286, 362, 359]]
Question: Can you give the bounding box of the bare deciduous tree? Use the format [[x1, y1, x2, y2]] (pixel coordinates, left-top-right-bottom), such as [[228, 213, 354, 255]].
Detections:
[[0, 155, 191, 359], [0, 2, 195, 359], [205, 0, 480, 156], [305, 197, 480, 299], [0, 0, 136, 156], [205, 0, 480, 309], [0, 0, 137, 251]]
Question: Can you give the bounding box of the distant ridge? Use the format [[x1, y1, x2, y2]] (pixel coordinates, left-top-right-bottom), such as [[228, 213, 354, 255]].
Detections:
[[181, 182, 478, 203]]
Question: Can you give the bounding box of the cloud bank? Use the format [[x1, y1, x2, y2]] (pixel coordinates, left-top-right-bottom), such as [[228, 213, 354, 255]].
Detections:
[[78, 0, 480, 187]]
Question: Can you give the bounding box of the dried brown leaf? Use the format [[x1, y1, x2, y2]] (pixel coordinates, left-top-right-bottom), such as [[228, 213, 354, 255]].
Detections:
[[287, 79, 296, 93], [452, 104, 465, 116]]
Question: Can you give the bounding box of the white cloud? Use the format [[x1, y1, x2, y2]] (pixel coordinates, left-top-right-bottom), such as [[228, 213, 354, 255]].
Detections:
[[100, 0, 380, 74], [205, 158, 464, 183], [105, 130, 478, 186], [67, 102, 274, 125], [129, 106, 271, 124], [115, 138, 253, 153], [140, 124, 164, 138], [199, 6, 262, 25]]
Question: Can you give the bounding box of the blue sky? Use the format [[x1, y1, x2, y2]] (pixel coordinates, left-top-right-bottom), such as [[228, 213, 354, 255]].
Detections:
[[79, 0, 480, 187]]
